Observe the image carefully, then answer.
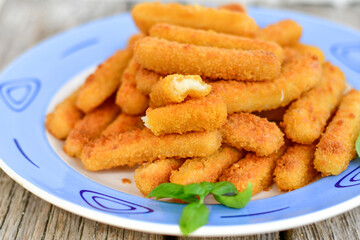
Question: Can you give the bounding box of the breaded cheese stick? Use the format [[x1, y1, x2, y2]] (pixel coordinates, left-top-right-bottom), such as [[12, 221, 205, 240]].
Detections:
[[274, 144, 318, 191], [127, 33, 145, 49], [256, 20, 302, 47], [134, 37, 281, 81], [81, 129, 222, 170], [131, 2, 258, 37], [221, 113, 284, 156], [290, 43, 325, 63], [283, 62, 346, 144], [210, 55, 322, 113], [143, 94, 227, 135], [218, 3, 246, 13], [76, 49, 132, 113], [149, 24, 284, 62], [149, 74, 211, 107], [63, 98, 119, 158], [101, 113, 143, 137], [135, 158, 184, 196], [220, 147, 286, 195], [170, 146, 244, 185], [115, 58, 149, 115], [314, 90, 360, 176], [46, 88, 83, 139], [135, 66, 161, 95]]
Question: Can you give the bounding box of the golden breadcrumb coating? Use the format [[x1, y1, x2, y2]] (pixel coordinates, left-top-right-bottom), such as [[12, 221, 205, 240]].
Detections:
[[131, 2, 258, 37], [127, 33, 145, 49], [282, 62, 346, 144], [46, 89, 83, 139], [135, 66, 161, 95], [149, 23, 284, 62], [254, 107, 287, 122], [76, 49, 132, 113], [290, 43, 325, 63], [221, 113, 284, 156], [218, 3, 246, 13], [274, 144, 318, 191], [314, 90, 360, 176], [210, 55, 322, 113], [101, 113, 143, 137], [135, 158, 184, 196], [256, 20, 302, 47], [115, 58, 149, 115], [81, 129, 222, 171], [149, 74, 211, 107], [134, 37, 281, 81], [143, 94, 227, 135], [220, 147, 286, 196], [63, 98, 119, 158], [170, 146, 244, 185]]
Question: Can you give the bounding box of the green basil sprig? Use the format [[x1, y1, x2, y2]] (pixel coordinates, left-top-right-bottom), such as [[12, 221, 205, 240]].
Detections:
[[148, 181, 252, 236], [356, 133, 360, 157]]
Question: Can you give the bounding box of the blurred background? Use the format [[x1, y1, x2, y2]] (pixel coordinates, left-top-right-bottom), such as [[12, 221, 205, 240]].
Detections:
[[0, 0, 359, 68]]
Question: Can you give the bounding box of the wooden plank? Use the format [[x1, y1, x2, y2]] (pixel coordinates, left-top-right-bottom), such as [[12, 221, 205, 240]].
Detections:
[[0, 174, 30, 240], [284, 208, 360, 240], [11, 194, 52, 240]]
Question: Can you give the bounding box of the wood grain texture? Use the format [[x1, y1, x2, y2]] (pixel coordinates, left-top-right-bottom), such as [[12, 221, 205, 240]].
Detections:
[[1, 1, 360, 240]]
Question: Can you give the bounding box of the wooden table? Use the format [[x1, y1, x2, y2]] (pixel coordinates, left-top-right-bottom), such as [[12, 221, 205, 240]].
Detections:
[[1, 1, 360, 239]]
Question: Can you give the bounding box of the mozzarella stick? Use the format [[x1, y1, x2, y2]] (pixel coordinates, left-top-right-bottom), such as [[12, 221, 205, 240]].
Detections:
[[134, 37, 281, 81], [256, 20, 302, 47], [63, 98, 120, 158], [283, 62, 346, 144], [131, 2, 258, 37], [115, 58, 149, 115], [218, 3, 246, 13], [170, 146, 244, 185], [101, 113, 143, 137], [314, 90, 360, 176], [220, 148, 285, 196], [135, 66, 161, 95], [46, 89, 83, 139], [149, 74, 211, 107], [76, 49, 132, 113], [210, 55, 322, 113], [290, 43, 325, 63], [143, 94, 227, 135], [135, 158, 184, 196], [221, 113, 284, 156], [149, 24, 284, 62], [81, 129, 222, 171], [274, 144, 318, 191]]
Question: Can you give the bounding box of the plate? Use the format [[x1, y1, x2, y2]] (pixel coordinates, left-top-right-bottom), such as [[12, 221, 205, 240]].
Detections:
[[1, 7, 360, 237]]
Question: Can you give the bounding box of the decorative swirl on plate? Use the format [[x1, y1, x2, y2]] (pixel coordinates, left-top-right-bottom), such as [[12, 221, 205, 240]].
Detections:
[[61, 38, 99, 58], [331, 42, 360, 73], [13, 138, 39, 168], [335, 166, 360, 188], [0, 78, 40, 112], [220, 207, 289, 218], [80, 190, 154, 214]]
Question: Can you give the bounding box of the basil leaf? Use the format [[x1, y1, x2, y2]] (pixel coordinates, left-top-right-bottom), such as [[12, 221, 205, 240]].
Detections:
[[184, 183, 207, 198], [356, 132, 360, 157], [179, 202, 209, 236], [213, 182, 252, 209], [200, 182, 215, 193], [211, 181, 239, 196], [148, 183, 198, 203]]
